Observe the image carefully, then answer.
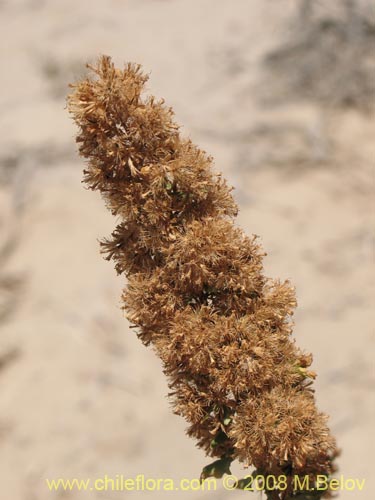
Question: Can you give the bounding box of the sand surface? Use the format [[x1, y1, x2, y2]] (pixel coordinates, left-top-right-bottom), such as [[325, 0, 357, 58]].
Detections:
[[0, 1, 374, 499]]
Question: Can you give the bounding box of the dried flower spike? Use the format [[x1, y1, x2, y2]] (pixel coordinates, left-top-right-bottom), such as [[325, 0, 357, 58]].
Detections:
[[67, 56, 338, 499]]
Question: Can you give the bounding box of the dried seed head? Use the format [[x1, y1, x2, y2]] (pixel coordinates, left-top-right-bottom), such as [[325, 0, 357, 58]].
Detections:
[[68, 56, 338, 499]]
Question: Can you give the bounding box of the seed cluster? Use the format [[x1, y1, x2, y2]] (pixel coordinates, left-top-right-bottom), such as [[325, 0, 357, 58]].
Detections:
[[68, 56, 338, 499]]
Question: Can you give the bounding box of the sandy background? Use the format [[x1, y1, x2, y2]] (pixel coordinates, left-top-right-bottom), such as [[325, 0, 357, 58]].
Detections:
[[0, 1, 374, 499]]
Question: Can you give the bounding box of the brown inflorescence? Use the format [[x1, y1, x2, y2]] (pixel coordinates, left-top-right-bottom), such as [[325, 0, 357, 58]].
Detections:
[[67, 56, 338, 499]]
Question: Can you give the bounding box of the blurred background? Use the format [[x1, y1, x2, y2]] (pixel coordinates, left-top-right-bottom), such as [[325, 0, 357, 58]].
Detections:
[[0, 0, 374, 499]]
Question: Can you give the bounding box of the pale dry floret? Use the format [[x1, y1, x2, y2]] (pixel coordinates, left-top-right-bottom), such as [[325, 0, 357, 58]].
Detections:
[[68, 56, 338, 499], [230, 386, 337, 494]]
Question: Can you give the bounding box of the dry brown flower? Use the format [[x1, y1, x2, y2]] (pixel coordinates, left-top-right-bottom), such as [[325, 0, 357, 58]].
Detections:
[[67, 55, 338, 499]]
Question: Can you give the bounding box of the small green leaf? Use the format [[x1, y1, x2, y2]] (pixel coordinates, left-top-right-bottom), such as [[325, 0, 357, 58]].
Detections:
[[200, 457, 232, 482]]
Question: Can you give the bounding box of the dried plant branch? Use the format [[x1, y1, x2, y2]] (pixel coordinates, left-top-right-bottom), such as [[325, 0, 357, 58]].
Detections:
[[67, 56, 338, 499]]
